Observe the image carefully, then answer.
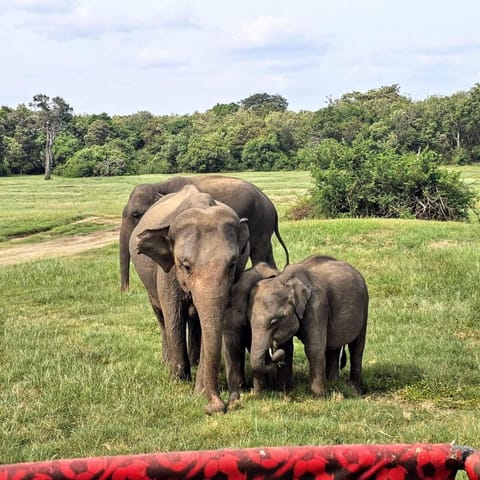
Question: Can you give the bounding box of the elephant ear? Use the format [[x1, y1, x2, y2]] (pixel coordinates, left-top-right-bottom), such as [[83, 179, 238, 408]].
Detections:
[[136, 226, 174, 272], [253, 262, 279, 279], [285, 277, 311, 319], [236, 218, 250, 274]]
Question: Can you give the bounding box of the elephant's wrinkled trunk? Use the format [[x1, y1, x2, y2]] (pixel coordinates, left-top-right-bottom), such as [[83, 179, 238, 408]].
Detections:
[[191, 289, 229, 414], [251, 347, 285, 374], [119, 220, 131, 292]]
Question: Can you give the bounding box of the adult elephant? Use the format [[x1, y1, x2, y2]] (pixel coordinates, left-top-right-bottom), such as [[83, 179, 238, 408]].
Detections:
[[248, 255, 369, 397], [120, 175, 289, 292], [130, 185, 250, 414]]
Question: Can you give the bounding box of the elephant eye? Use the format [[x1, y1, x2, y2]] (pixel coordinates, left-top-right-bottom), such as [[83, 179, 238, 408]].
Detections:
[[181, 260, 192, 274], [270, 318, 279, 327]]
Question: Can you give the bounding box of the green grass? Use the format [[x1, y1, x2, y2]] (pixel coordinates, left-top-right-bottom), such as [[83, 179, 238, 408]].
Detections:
[[1, 170, 480, 463]]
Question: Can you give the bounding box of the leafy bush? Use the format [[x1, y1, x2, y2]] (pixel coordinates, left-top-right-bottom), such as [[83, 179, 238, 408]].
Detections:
[[56, 139, 136, 177], [304, 139, 477, 221], [241, 133, 289, 170], [56, 146, 100, 177]]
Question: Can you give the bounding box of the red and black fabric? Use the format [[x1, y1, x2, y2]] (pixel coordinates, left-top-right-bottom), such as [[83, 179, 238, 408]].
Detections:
[[1, 443, 479, 480]]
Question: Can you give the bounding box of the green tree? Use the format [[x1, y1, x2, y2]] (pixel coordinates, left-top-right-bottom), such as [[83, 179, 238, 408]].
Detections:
[[241, 133, 288, 171], [30, 94, 73, 179], [94, 139, 136, 176], [209, 102, 239, 117], [240, 93, 288, 115], [1, 104, 42, 174], [51, 132, 81, 166], [178, 132, 231, 172], [84, 119, 112, 146], [222, 109, 265, 162]]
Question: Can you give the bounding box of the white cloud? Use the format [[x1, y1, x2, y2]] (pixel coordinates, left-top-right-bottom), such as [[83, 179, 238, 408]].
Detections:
[[238, 16, 295, 47], [1, 0, 480, 114]]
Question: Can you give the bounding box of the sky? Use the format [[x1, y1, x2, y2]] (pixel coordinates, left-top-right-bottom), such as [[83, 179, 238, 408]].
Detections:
[[1, 0, 480, 116]]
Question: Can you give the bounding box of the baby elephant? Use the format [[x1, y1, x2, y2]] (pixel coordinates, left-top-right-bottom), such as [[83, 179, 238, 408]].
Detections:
[[249, 255, 368, 397], [222, 263, 279, 405]]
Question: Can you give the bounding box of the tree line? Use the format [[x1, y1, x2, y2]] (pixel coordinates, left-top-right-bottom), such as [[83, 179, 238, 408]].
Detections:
[[1, 85, 480, 179]]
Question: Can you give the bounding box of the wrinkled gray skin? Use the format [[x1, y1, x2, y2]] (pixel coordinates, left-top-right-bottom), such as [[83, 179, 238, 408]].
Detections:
[[129, 185, 250, 414], [120, 175, 289, 292], [222, 262, 279, 405], [249, 255, 368, 396]]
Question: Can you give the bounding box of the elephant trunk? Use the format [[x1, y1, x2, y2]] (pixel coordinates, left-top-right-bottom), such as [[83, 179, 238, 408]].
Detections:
[[119, 219, 132, 292], [191, 290, 229, 414], [250, 342, 284, 375]]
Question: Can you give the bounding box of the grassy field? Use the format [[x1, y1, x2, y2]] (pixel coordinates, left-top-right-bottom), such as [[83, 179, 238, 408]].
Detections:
[[1, 169, 480, 463]]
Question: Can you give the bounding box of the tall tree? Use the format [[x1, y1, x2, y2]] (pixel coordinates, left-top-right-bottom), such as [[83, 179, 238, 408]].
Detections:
[[240, 93, 288, 114], [30, 94, 73, 179]]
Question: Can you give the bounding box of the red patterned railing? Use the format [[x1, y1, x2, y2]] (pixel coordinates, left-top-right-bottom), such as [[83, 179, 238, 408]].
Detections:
[[1, 443, 479, 480]]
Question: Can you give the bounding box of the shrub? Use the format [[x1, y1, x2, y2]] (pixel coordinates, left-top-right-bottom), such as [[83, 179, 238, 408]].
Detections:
[[57, 140, 136, 177], [306, 139, 477, 221]]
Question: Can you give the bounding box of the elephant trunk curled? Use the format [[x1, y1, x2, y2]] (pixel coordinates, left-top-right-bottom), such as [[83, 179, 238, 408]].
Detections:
[[250, 341, 285, 375]]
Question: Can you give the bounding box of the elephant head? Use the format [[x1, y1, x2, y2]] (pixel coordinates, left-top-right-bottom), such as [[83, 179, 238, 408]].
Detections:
[[248, 272, 311, 376], [131, 185, 250, 414], [120, 183, 165, 292]]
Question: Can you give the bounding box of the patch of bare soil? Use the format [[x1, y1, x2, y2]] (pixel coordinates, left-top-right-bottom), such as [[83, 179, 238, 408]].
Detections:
[[0, 223, 120, 267]]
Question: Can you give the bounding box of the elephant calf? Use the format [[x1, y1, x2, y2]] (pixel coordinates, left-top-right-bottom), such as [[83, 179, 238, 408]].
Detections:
[[248, 255, 369, 397], [222, 263, 279, 405]]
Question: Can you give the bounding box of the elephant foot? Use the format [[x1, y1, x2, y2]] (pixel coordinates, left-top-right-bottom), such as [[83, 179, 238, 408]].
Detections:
[[205, 395, 226, 415], [172, 363, 191, 382], [228, 391, 240, 404], [310, 380, 327, 398], [349, 379, 365, 395], [227, 395, 242, 412]]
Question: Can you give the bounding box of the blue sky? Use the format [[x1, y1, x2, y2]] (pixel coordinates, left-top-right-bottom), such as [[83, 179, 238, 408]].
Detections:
[[1, 0, 479, 115]]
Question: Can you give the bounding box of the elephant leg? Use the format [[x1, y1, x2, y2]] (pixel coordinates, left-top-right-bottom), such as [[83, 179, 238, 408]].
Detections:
[[238, 325, 251, 391], [303, 321, 328, 397], [187, 307, 201, 366], [161, 299, 191, 381], [262, 242, 277, 269], [149, 298, 168, 363], [348, 324, 367, 394], [195, 337, 225, 414], [249, 233, 277, 269], [223, 329, 246, 404], [274, 338, 294, 392], [326, 348, 342, 381]]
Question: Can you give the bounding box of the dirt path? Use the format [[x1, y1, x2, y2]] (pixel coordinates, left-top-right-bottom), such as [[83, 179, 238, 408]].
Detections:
[[0, 227, 120, 267]]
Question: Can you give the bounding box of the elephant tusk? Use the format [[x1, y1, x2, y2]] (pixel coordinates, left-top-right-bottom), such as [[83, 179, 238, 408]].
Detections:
[[269, 347, 286, 366]]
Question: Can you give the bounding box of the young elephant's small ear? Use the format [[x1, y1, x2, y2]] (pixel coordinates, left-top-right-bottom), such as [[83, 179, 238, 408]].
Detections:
[[286, 277, 311, 319], [136, 227, 174, 272], [254, 262, 279, 279]]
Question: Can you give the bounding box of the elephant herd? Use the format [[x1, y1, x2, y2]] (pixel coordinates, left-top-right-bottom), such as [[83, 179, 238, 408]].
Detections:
[[119, 175, 369, 414]]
